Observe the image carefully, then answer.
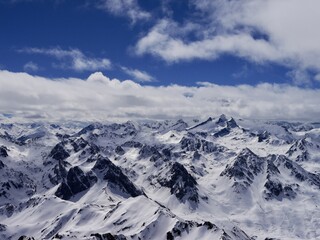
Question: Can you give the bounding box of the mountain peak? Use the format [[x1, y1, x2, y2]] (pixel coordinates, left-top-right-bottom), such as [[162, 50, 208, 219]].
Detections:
[[216, 114, 227, 125]]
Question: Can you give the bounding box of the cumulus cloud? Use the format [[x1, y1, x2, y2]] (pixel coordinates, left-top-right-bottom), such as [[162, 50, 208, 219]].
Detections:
[[23, 61, 39, 72], [135, 0, 320, 82], [96, 0, 150, 23], [135, 20, 281, 63], [121, 66, 154, 82], [0, 70, 319, 122], [18, 47, 111, 72]]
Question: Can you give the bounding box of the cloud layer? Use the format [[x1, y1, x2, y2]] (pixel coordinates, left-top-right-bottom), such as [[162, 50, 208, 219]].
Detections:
[[96, 0, 150, 23], [121, 67, 154, 82], [0, 70, 319, 122], [134, 0, 320, 84], [23, 61, 39, 72], [18, 47, 111, 72]]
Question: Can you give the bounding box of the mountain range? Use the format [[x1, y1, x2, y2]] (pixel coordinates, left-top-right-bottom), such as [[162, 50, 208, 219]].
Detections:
[[0, 115, 320, 240]]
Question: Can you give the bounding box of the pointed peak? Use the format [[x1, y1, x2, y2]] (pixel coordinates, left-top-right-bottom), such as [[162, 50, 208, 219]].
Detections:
[[227, 118, 239, 129], [219, 114, 227, 120], [216, 114, 227, 125], [239, 148, 256, 156], [186, 117, 213, 131]]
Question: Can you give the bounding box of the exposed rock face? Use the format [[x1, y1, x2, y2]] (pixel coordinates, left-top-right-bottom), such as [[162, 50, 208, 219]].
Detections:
[[90, 232, 126, 240], [55, 182, 72, 201], [161, 148, 172, 159], [159, 162, 199, 203], [18, 236, 35, 240], [0, 160, 4, 169], [214, 128, 230, 138], [48, 143, 70, 161], [115, 146, 125, 155], [76, 123, 102, 136], [277, 155, 320, 187], [286, 138, 312, 156], [92, 155, 142, 198], [66, 167, 93, 193], [0, 146, 8, 158], [263, 155, 320, 200], [0, 203, 15, 217], [264, 179, 296, 200], [47, 160, 68, 185], [216, 114, 227, 126], [286, 138, 320, 162], [139, 145, 162, 161], [221, 148, 265, 191], [0, 166, 37, 205], [214, 117, 240, 137], [180, 136, 222, 153], [71, 137, 88, 152], [226, 118, 239, 129], [170, 119, 188, 131], [55, 166, 96, 200], [121, 141, 143, 148], [257, 131, 270, 142]]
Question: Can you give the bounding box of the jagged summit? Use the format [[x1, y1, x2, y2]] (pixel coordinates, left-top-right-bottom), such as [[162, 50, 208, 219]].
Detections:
[[187, 114, 241, 135], [216, 114, 227, 125]]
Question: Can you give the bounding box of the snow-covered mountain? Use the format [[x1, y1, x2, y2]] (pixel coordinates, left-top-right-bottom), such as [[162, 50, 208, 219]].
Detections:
[[0, 116, 320, 240]]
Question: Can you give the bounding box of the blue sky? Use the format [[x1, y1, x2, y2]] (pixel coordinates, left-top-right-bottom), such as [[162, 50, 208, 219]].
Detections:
[[1, 0, 317, 86], [0, 0, 320, 121]]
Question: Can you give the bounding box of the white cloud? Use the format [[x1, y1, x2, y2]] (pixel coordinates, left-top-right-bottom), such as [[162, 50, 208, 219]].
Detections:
[[0, 70, 319, 122], [23, 61, 39, 72], [135, 0, 320, 82], [97, 0, 150, 23], [232, 64, 249, 79], [121, 67, 154, 82], [287, 69, 312, 86], [314, 74, 320, 82], [19, 47, 111, 72], [135, 20, 281, 63]]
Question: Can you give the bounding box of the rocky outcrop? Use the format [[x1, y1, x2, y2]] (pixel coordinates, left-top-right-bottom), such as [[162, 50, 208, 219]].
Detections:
[[221, 148, 265, 192], [138, 145, 162, 161], [257, 131, 270, 142], [55, 166, 97, 200], [90, 232, 126, 240], [48, 143, 70, 161], [121, 141, 143, 148], [214, 116, 240, 137], [180, 136, 224, 153], [0, 146, 8, 158], [264, 178, 296, 200], [159, 162, 199, 203], [71, 137, 88, 152], [226, 118, 239, 129], [92, 155, 142, 198], [277, 155, 320, 187], [18, 236, 35, 240], [221, 148, 264, 181], [115, 146, 125, 155], [47, 160, 68, 185]]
